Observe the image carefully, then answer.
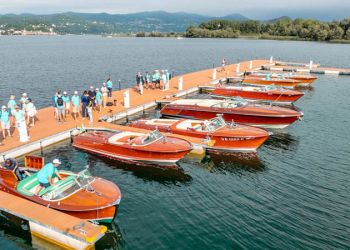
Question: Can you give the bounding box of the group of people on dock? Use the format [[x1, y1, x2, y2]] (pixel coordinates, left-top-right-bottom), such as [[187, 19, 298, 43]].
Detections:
[[136, 70, 172, 94], [0, 71, 176, 146], [52, 78, 114, 125], [0, 93, 38, 145]]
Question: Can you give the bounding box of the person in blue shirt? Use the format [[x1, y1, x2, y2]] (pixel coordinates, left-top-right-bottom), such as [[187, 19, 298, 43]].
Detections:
[[7, 95, 16, 114], [52, 92, 58, 120], [1, 106, 11, 139], [81, 90, 89, 118], [95, 88, 102, 112], [106, 78, 113, 98], [71, 91, 80, 120], [34, 159, 63, 195], [62, 91, 70, 117]]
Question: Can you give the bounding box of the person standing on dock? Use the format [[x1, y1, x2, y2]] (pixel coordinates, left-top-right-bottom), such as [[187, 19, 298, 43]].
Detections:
[[101, 82, 108, 108], [71, 91, 80, 120], [86, 97, 94, 125], [12, 105, 29, 142], [221, 58, 227, 72], [34, 159, 64, 196], [55, 92, 66, 123], [19, 93, 28, 112], [88, 86, 96, 108], [1, 106, 11, 139], [81, 91, 89, 119], [145, 72, 150, 89], [25, 98, 37, 127], [95, 88, 102, 112], [52, 92, 58, 120], [62, 91, 71, 117], [161, 70, 167, 90], [166, 70, 170, 90], [106, 78, 113, 98], [7, 95, 16, 115]]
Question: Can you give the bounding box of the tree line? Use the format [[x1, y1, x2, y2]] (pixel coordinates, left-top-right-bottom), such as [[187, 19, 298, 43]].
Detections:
[[185, 18, 350, 41]]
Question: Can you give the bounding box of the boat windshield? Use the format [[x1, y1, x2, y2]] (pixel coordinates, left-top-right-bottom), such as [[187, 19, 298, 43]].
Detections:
[[212, 98, 247, 109], [41, 169, 95, 201], [204, 117, 226, 132], [141, 130, 165, 145], [263, 84, 277, 91]]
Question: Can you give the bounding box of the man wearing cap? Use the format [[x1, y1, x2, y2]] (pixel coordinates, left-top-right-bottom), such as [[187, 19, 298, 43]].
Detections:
[[62, 91, 71, 117], [71, 91, 80, 120], [1, 106, 11, 139], [19, 93, 28, 111], [34, 159, 64, 195], [88, 86, 96, 107]]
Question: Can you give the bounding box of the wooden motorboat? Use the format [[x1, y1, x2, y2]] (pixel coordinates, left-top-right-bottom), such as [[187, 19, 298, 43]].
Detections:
[[160, 99, 303, 129], [245, 72, 317, 86], [0, 156, 121, 223], [130, 116, 270, 152], [72, 130, 192, 167], [242, 76, 301, 89], [211, 85, 304, 104]]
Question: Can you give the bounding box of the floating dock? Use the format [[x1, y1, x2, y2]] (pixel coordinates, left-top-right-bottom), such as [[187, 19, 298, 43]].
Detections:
[[262, 61, 350, 75], [0, 191, 106, 249], [1, 58, 350, 160]]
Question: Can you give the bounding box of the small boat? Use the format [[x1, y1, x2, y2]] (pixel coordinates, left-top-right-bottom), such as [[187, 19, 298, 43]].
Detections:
[[73, 130, 192, 167], [242, 76, 301, 89], [0, 156, 121, 223], [211, 85, 304, 104], [160, 99, 303, 129], [246, 71, 317, 86], [129, 116, 270, 152]]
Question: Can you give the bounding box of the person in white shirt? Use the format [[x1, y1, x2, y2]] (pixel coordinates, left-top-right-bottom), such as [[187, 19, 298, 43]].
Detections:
[[101, 82, 108, 108], [26, 98, 37, 127]]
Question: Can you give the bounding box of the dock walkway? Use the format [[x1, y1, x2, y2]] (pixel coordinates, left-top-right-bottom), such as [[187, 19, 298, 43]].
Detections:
[[0, 191, 106, 249]]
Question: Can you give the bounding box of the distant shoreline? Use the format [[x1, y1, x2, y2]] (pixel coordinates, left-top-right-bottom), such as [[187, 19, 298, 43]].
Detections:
[[1, 33, 350, 44]]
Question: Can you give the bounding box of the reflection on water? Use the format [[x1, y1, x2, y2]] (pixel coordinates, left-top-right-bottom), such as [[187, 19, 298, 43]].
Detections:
[[0, 211, 32, 249], [205, 152, 266, 174], [87, 154, 192, 185], [263, 132, 299, 151], [95, 223, 124, 250]]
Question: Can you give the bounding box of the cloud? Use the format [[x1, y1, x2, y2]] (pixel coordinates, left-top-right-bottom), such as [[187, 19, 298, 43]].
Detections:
[[0, 0, 349, 20]]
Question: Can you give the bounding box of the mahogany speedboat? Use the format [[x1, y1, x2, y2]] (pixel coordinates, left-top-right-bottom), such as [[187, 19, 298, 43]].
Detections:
[[160, 99, 303, 129], [247, 71, 317, 86], [211, 85, 304, 104], [73, 130, 192, 167], [130, 116, 270, 152], [0, 156, 121, 223], [242, 76, 301, 89]]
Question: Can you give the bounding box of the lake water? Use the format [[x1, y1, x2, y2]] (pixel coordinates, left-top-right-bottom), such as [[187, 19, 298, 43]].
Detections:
[[0, 36, 350, 250]]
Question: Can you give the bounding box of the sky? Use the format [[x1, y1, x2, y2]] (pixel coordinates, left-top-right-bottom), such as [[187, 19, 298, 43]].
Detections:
[[0, 0, 349, 20]]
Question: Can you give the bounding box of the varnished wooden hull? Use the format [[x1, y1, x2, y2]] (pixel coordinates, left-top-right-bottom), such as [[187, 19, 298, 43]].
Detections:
[[161, 104, 302, 129], [242, 77, 300, 89], [212, 87, 304, 104], [0, 178, 121, 223], [73, 131, 192, 167], [130, 119, 270, 152]]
